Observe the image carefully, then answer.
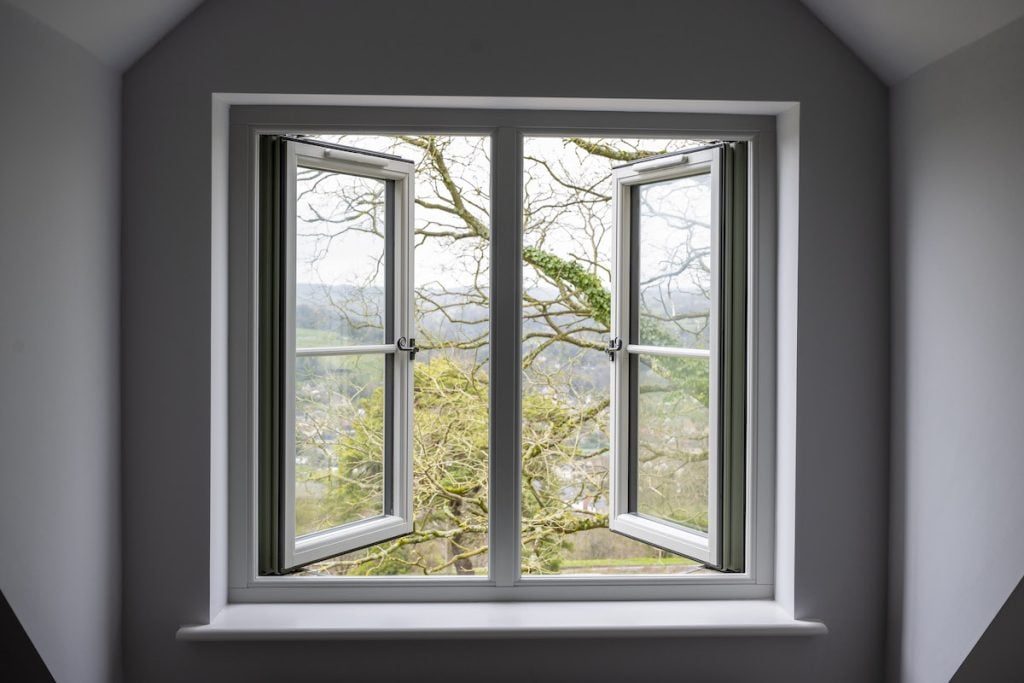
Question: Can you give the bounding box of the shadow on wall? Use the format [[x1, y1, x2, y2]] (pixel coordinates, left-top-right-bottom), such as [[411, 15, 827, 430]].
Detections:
[[952, 574, 1024, 682], [0, 590, 55, 682]]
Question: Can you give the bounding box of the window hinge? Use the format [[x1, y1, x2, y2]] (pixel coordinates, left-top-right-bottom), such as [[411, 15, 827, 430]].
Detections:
[[397, 336, 419, 360], [606, 337, 623, 361]]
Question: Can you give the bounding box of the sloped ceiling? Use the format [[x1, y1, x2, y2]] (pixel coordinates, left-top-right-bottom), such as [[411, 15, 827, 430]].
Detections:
[[5, 0, 204, 70], [8, 0, 1024, 80], [801, 0, 1024, 83]]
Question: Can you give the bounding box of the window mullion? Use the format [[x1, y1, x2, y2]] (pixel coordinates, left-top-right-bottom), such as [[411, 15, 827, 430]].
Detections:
[[489, 127, 523, 587]]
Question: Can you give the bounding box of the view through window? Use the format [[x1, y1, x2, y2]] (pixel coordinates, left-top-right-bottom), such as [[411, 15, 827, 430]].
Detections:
[[288, 134, 715, 577], [520, 137, 712, 576]]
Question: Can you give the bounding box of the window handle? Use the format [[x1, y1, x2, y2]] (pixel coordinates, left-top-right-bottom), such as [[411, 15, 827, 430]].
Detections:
[[606, 337, 623, 361], [322, 148, 392, 167], [628, 154, 687, 173], [397, 336, 419, 360]]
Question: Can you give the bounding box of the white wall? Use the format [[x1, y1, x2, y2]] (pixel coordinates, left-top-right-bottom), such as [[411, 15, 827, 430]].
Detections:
[[121, 1, 889, 680], [890, 15, 1024, 683], [0, 3, 121, 682]]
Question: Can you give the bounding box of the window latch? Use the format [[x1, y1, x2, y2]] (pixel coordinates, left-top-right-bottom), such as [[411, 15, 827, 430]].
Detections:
[[606, 337, 623, 361], [397, 336, 419, 361]]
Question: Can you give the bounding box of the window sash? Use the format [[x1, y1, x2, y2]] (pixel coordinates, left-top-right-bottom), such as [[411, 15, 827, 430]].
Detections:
[[608, 144, 746, 571], [260, 136, 417, 574]]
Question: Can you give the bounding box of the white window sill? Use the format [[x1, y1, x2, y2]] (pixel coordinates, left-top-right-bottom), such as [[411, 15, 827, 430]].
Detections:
[[176, 600, 827, 640]]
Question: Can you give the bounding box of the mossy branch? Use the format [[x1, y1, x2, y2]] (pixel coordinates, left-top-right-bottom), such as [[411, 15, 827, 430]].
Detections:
[[523, 246, 610, 327]]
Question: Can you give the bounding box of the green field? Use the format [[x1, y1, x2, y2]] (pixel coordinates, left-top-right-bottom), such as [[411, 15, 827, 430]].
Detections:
[[561, 555, 697, 569]]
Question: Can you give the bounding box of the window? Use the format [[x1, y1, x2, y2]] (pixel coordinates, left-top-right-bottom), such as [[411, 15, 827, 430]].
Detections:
[[258, 137, 417, 573], [231, 107, 772, 601], [607, 144, 746, 571]]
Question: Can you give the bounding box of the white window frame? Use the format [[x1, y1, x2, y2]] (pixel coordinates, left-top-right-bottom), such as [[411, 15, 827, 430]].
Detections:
[[265, 138, 416, 572], [226, 104, 777, 603]]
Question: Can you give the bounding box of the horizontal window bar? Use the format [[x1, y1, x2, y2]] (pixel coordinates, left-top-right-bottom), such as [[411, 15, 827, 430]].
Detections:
[[295, 344, 396, 357], [625, 344, 710, 359]]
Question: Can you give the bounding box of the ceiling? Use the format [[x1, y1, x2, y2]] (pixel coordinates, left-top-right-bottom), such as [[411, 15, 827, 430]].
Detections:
[[8, 0, 1024, 82], [801, 0, 1024, 83], [6, 0, 203, 69]]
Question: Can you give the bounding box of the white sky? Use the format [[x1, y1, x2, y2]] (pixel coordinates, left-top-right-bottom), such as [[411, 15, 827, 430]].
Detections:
[[299, 134, 704, 293]]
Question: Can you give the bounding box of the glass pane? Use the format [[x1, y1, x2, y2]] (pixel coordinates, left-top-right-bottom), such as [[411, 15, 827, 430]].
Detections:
[[520, 136, 712, 577], [634, 353, 710, 533], [636, 173, 713, 349], [295, 134, 490, 577], [295, 166, 387, 347], [294, 353, 386, 537]]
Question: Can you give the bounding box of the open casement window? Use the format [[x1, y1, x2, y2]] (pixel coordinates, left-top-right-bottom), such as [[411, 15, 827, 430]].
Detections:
[[258, 136, 416, 575], [607, 142, 747, 572]]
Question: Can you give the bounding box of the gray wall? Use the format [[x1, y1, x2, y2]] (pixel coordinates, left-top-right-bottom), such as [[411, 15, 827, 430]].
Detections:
[[890, 15, 1024, 683], [0, 3, 121, 682], [121, 1, 889, 680]]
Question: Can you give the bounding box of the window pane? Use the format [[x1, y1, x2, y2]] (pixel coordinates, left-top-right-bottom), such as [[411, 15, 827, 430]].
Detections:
[[633, 353, 709, 534], [296, 167, 387, 346], [521, 136, 709, 576], [636, 173, 713, 349], [294, 353, 386, 537]]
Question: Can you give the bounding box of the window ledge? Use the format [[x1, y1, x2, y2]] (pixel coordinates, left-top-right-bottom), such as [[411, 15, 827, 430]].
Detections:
[[176, 600, 827, 640]]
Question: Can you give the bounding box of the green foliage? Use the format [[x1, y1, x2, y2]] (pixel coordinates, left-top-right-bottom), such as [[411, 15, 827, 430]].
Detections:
[[300, 355, 620, 575], [523, 246, 611, 327], [637, 319, 710, 406], [520, 388, 611, 573], [293, 354, 386, 536], [300, 357, 489, 574], [561, 555, 696, 569]]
